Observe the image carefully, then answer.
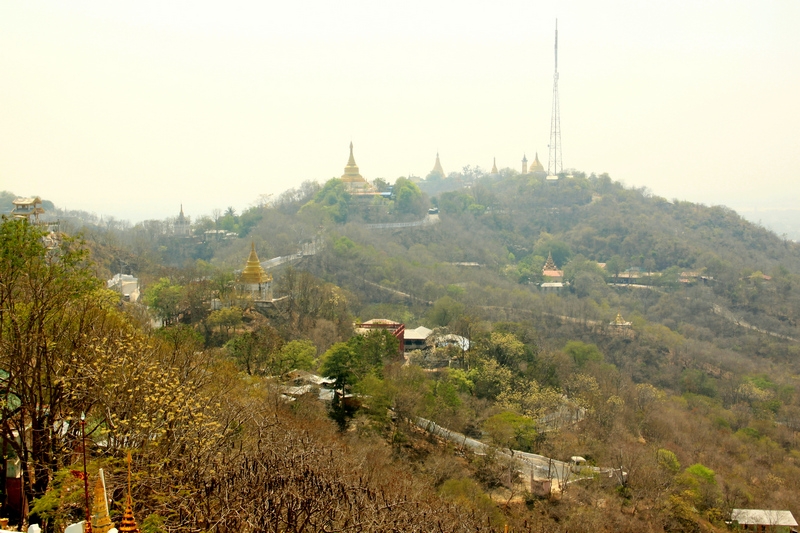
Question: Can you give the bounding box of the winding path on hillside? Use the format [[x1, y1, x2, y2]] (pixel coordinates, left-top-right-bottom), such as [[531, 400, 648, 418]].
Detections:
[[414, 417, 617, 488], [711, 304, 799, 342], [364, 213, 440, 229]]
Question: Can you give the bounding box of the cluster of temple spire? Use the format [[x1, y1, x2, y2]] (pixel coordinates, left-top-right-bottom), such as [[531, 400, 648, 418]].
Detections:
[[427, 149, 545, 178], [337, 143, 549, 189], [82, 452, 139, 533]]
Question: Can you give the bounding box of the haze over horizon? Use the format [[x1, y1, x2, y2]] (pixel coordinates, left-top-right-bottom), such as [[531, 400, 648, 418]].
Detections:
[[2, 1, 799, 227]]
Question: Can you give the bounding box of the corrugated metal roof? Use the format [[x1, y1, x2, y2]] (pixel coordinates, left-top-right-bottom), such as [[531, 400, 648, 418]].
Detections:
[[731, 509, 798, 527]]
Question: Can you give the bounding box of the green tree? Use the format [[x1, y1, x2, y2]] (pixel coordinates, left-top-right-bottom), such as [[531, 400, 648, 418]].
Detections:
[[393, 177, 425, 215], [474, 331, 528, 370], [563, 340, 603, 367], [144, 278, 185, 326], [207, 306, 243, 337], [483, 411, 538, 453], [0, 220, 118, 506], [275, 339, 317, 374], [319, 342, 361, 394], [304, 178, 351, 223], [605, 255, 625, 282], [428, 296, 465, 327]]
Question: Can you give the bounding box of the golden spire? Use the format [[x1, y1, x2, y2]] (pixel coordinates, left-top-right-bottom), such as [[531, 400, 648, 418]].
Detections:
[[522, 154, 528, 175], [543, 251, 558, 272], [491, 157, 498, 174], [119, 453, 139, 533], [431, 152, 445, 177], [92, 469, 114, 533], [239, 242, 272, 284]]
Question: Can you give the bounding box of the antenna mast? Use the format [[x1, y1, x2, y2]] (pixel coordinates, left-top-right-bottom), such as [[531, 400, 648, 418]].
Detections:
[[547, 19, 562, 177]]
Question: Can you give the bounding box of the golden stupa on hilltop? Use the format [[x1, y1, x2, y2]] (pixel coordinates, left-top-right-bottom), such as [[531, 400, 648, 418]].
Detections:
[[530, 152, 545, 173], [238, 243, 273, 301], [239, 242, 272, 285], [430, 152, 445, 178], [340, 142, 372, 191], [491, 157, 498, 174]]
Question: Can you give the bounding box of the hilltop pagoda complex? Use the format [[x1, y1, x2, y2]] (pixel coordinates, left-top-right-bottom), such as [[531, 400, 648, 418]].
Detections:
[[341, 142, 374, 193], [238, 243, 273, 301]]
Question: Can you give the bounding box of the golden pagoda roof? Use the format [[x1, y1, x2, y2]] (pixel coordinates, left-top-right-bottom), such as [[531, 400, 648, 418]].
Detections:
[[491, 157, 498, 174], [239, 243, 272, 284], [431, 152, 445, 176], [530, 152, 544, 172]]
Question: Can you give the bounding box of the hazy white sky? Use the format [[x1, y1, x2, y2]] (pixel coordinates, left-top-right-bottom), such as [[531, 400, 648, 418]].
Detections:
[[2, 1, 799, 222]]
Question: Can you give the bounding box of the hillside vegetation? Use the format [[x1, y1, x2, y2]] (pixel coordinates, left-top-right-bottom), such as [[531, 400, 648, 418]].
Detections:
[[4, 170, 800, 532]]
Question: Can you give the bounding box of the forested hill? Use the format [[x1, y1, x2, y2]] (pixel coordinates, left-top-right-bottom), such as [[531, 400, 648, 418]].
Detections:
[[298, 171, 800, 350], [22, 170, 800, 531], [437, 172, 797, 276]]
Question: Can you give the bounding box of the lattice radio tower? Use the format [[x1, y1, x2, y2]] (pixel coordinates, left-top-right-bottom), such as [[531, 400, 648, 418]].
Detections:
[[547, 20, 562, 176]]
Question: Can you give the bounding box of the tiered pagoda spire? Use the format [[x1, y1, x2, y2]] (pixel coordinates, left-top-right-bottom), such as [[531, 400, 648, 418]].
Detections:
[[92, 470, 114, 533], [491, 157, 498, 174], [119, 453, 139, 533], [543, 252, 558, 272]]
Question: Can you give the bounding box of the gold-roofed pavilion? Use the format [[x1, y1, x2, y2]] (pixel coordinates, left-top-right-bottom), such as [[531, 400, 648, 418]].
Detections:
[[239, 243, 272, 285]]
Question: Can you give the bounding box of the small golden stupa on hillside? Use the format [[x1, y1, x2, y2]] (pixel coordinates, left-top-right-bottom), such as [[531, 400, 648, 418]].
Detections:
[[491, 157, 498, 174], [238, 243, 273, 301], [610, 312, 632, 328], [341, 142, 372, 192]]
